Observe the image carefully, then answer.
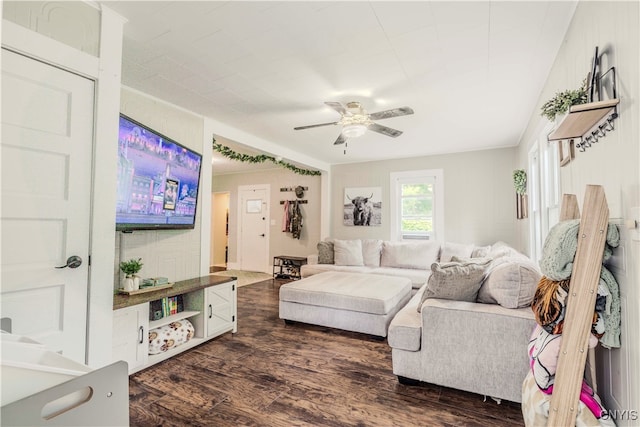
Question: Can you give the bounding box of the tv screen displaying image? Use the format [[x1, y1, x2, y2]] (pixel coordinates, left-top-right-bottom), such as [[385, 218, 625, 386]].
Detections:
[[116, 114, 202, 231]]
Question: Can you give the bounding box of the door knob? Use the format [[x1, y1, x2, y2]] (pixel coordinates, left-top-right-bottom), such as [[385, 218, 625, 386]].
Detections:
[[56, 255, 83, 269], [259, 233, 265, 237]]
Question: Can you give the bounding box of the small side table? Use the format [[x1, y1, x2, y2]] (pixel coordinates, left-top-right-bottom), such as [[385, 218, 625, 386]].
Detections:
[[273, 255, 307, 280]]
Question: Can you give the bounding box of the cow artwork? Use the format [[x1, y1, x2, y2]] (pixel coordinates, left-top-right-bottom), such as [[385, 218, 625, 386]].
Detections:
[[343, 187, 382, 226], [347, 193, 373, 225]]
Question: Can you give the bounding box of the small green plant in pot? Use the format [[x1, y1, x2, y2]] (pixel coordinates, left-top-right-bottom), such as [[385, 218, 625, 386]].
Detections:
[[540, 80, 588, 122], [120, 258, 143, 291], [513, 169, 527, 195]]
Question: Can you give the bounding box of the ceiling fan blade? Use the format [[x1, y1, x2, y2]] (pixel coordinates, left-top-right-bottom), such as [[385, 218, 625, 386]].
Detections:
[[368, 123, 403, 138], [368, 107, 414, 121], [333, 133, 347, 145], [294, 121, 338, 130], [324, 101, 348, 115]]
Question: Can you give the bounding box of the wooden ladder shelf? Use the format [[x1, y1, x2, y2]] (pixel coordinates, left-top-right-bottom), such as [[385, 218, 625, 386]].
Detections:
[[547, 185, 609, 426]]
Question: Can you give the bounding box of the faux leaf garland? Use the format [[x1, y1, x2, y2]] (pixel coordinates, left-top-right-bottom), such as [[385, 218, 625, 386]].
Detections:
[[513, 169, 527, 195], [212, 139, 321, 176]]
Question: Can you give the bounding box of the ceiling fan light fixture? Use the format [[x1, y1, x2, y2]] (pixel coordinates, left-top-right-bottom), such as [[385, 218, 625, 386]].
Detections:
[[342, 123, 367, 138]]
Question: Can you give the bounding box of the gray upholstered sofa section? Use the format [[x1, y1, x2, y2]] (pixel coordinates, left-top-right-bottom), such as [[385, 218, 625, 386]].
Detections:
[[388, 287, 536, 403]]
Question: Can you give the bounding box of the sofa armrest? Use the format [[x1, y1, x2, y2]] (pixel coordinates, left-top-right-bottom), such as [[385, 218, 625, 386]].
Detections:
[[419, 298, 536, 402], [307, 254, 319, 265]]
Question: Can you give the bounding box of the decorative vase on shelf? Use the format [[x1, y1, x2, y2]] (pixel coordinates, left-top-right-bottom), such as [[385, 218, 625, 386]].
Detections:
[[123, 276, 135, 292], [132, 275, 141, 290]]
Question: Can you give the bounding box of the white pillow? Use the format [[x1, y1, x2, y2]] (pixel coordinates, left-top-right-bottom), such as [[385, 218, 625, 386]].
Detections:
[[361, 239, 383, 266], [333, 239, 364, 266], [380, 241, 441, 270], [440, 242, 474, 263]]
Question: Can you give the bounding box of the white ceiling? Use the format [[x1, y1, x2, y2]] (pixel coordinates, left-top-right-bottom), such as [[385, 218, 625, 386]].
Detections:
[[102, 1, 577, 173]]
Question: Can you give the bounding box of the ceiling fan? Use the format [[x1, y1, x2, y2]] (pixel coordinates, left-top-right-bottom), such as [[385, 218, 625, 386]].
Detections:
[[294, 101, 414, 145]]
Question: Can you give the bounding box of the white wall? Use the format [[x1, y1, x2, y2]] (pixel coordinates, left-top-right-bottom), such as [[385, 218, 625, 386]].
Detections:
[[517, 2, 640, 421], [213, 169, 322, 265], [115, 87, 207, 288], [330, 147, 519, 248]]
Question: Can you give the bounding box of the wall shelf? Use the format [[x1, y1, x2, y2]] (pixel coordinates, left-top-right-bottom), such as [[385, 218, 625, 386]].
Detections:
[[548, 99, 619, 141]]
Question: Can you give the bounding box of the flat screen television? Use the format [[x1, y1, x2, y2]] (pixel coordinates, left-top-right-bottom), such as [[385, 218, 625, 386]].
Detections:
[[116, 114, 202, 231]]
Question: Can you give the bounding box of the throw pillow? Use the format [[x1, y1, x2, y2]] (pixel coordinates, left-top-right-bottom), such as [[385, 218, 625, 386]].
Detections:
[[333, 239, 364, 266], [440, 242, 475, 262], [471, 245, 491, 258], [477, 256, 541, 309], [317, 241, 334, 264], [381, 241, 441, 270], [417, 258, 491, 312], [361, 239, 383, 267]]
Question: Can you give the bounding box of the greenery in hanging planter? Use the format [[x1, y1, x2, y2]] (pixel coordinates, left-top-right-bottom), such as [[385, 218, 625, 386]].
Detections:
[[120, 258, 143, 277], [513, 170, 527, 195], [540, 80, 588, 122]]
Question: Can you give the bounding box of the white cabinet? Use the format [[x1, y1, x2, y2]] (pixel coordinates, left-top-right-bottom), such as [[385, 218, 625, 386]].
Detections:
[[206, 280, 237, 337], [112, 303, 148, 373], [112, 277, 237, 374]]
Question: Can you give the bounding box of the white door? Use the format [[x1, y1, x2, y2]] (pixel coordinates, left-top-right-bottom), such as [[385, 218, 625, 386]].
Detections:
[[238, 186, 269, 272], [1, 49, 94, 363]]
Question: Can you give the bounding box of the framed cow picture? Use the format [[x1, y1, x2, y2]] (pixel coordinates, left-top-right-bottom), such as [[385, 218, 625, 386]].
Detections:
[[343, 187, 382, 226]]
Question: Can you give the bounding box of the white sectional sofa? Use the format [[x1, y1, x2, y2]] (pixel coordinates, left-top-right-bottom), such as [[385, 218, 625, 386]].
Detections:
[[301, 238, 541, 402], [302, 239, 489, 293]]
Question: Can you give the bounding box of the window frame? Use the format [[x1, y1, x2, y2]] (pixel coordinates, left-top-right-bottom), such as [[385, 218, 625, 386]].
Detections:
[[390, 169, 444, 242]]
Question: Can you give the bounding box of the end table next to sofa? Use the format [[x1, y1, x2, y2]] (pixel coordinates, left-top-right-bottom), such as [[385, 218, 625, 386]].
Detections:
[[273, 255, 307, 280]]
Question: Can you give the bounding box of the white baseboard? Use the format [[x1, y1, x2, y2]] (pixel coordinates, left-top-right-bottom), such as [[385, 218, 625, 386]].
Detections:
[[226, 262, 240, 270]]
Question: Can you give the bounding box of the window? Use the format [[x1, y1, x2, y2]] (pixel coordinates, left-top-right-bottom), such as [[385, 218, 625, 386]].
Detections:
[[528, 124, 561, 262], [390, 170, 444, 241]]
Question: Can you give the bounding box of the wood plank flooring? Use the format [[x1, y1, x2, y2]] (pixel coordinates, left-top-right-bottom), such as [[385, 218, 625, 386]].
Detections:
[[129, 279, 525, 426]]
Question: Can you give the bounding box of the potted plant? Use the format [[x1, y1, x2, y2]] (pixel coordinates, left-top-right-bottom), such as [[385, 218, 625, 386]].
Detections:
[[120, 258, 143, 291], [540, 80, 588, 123], [513, 170, 527, 195]]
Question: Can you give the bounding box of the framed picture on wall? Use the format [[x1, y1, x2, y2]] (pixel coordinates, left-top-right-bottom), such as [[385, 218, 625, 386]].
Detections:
[[343, 187, 382, 226]]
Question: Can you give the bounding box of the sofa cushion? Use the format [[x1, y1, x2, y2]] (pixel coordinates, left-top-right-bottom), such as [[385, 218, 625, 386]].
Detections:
[[372, 267, 430, 289], [362, 239, 383, 266], [317, 241, 335, 264], [334, 239, 364, 266], [477, 256, 541, 309], [471, 245, 491, 258], [440, 242, 475, 262], [279, 271, 411, 315], [418, 258, 491, 311], [381, 241, 440, 270]]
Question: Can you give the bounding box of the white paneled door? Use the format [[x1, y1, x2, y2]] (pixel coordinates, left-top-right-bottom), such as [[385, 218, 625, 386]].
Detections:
[[238, 186, 269, 273], [1, 49, 94, 363]]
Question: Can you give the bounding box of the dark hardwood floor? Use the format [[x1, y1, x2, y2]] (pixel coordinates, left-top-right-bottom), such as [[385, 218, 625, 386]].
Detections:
[[129, 279, 525, 426]]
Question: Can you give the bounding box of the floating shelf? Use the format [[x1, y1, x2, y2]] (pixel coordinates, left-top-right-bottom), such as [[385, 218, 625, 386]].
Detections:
[[548, 99, 619, 141]]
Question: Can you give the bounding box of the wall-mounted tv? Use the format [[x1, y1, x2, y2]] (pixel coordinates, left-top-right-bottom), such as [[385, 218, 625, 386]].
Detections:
[[116, 114, 202, 231]]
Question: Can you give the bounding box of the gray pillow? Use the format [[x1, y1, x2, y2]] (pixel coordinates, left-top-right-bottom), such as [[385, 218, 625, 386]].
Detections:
[[317, 241, 334, 264], [417, 258, 491, 312], [477, 256, 541, 308]]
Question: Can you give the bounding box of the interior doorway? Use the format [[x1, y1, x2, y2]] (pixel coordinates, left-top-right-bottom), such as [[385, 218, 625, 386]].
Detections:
[[210, 192, 230, 272]]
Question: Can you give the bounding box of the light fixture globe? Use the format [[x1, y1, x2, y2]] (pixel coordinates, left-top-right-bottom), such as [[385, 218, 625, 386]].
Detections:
[[342, 123, 367, 138]]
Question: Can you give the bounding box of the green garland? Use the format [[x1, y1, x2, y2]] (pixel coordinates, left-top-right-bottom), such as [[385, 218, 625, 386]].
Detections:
[[212, 139, 321, 176]]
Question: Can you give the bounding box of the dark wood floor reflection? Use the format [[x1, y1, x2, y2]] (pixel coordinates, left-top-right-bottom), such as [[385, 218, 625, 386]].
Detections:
[[129, 279, 525, 426]]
